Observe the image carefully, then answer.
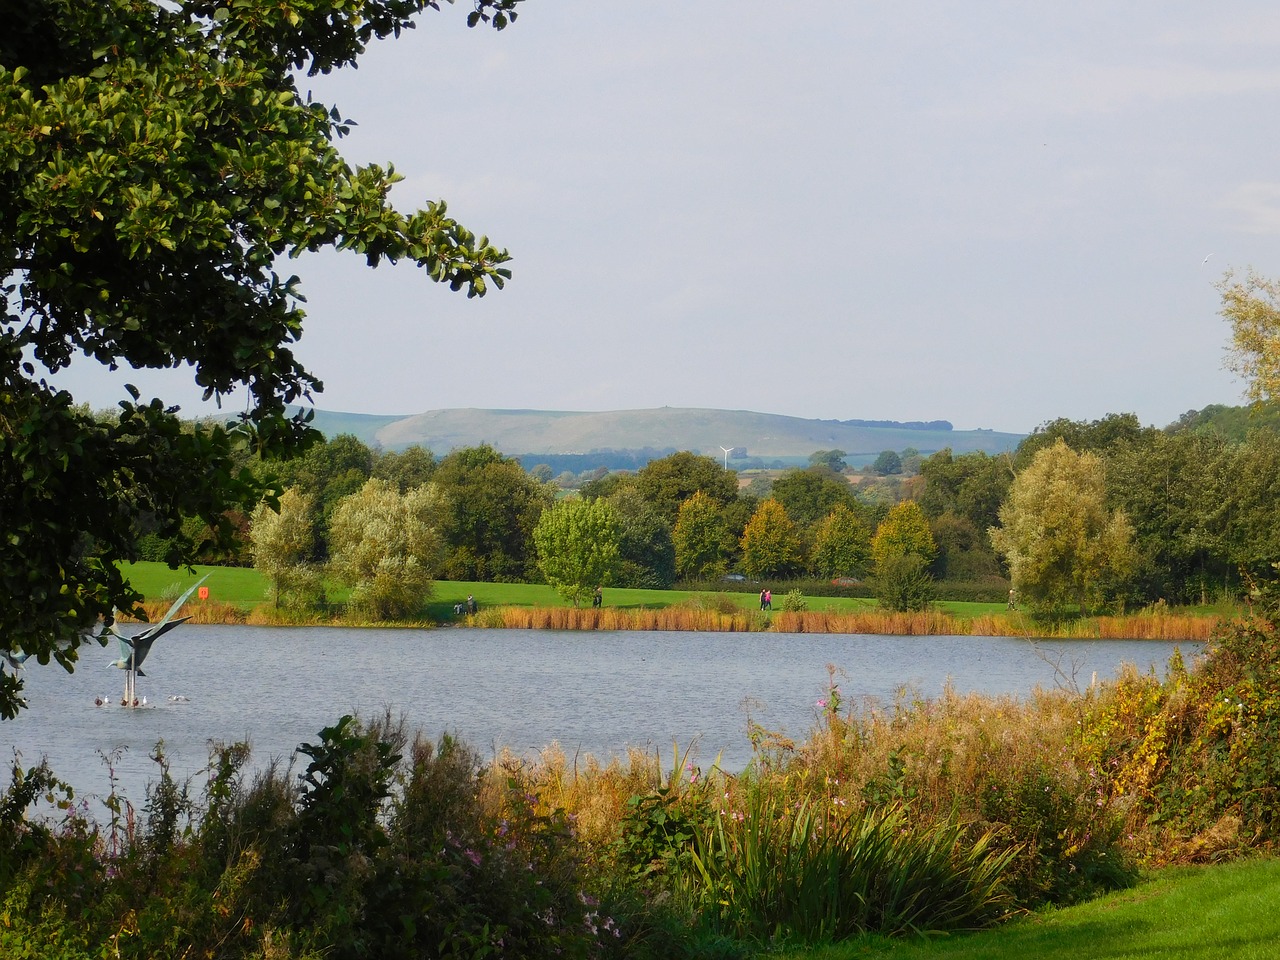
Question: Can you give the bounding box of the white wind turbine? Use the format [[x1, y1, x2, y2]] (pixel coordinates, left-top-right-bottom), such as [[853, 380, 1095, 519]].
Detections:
[[720, 445, 733, 470]]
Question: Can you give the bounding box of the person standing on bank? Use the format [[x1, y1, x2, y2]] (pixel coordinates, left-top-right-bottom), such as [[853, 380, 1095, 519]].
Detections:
[[593, 585, 602, 608]]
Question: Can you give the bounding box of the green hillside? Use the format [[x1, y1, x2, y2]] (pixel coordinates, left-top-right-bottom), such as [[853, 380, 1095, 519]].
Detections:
[[302, 405, 1025, 459]]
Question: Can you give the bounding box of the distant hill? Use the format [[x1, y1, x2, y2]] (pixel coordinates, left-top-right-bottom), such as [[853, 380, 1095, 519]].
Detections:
[[304, 406, 1025, 462]]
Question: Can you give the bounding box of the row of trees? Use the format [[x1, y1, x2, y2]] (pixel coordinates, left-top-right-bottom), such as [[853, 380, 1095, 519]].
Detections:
[[235, 437, 956, 613], [230, 399, 1280, 619]]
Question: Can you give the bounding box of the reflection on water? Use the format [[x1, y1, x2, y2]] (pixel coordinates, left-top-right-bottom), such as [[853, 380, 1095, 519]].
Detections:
[[4, 626, 1198, 805]]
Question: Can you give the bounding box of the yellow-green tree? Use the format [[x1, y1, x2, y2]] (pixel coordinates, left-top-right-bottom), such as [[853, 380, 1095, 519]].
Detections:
[[250, 487, 323, 611], [740, 499, 804, 580], [990, 440, 1137, 615], [810, 503, 872, 578], [672, 491, 727, 581], [329, 480, 444, 620], [1219, 269, 1280, 403], [533, 498, 621, 607], [871, 501, 937, 570]]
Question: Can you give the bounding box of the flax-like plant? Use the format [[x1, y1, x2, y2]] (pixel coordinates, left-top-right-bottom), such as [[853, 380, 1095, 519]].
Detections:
[[684, 791, 1018, 943]]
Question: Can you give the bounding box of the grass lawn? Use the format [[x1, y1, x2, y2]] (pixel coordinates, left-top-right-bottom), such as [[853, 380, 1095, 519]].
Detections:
[[121, 562, 1236, 635], [120, 562, 1011, 621], [773, 857, 1280, 960]]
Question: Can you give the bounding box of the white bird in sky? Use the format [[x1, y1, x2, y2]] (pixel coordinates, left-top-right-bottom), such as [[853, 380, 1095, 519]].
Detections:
[[1203, 253, 1214, 263]]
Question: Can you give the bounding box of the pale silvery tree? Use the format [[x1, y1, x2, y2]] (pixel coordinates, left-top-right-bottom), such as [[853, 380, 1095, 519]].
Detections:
[[329, 479, 444, 620], [251, 486, 323, 611]]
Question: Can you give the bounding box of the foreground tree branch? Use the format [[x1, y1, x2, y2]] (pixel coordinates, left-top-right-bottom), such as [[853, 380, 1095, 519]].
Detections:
[[0, 0, 522, 718]]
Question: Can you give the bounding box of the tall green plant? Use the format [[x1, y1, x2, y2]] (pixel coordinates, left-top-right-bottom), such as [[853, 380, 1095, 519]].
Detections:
[[684, 791, 1018, 943]]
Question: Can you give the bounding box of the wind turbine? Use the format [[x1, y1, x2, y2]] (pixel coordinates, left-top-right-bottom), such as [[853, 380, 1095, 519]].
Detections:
[[110, 574, 209, 706], [720, 445, 733, 470]]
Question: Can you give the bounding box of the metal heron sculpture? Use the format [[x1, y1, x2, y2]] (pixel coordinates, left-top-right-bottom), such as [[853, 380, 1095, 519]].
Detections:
[[110, 575, 209, 706]]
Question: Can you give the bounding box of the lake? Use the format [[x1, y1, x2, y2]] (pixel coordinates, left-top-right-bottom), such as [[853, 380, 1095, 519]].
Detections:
[[3, 626, 1199, 807]]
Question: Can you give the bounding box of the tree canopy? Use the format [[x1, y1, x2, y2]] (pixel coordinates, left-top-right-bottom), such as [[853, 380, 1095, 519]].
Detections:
[[1, 0, 520, 717], [990, 440, 1136, 615], [1219, 268, 1280, 405], [532, 497, 621, 607]]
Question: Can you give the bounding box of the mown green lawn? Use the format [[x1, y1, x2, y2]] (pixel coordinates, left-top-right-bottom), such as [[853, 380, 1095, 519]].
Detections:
[[774, 857, 1280, 960], [118, 562, 1006, 621]]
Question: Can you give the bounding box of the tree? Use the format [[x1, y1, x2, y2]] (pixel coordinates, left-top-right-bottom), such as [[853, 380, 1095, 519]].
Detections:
[[250, 487, 323, 612], [990, 440, 1137, 615], [279, 434, 376, 553], [672, 491, 727, 581], [808, 449, 848, 472], [634, 451, 738, 524], [929, 511, 1000, 581], [872, 450, 903, 476], [432, 446, 551, 582], [607, 487, 675, 589], [871, 500, 937, 570], [771, 468, 858, 527], [1, 0, 519, 718], [1219, 268, 1280, 404], [740, 499, 804, 580], [918, 448, 1012, 537], [373, 445, 437, 493], [328, 479, 443, 620], [532, 498, 621, 607], [1106, 430, 1235, 604], [1014, 413, 1153, 469], [810, 503, 872, 578]]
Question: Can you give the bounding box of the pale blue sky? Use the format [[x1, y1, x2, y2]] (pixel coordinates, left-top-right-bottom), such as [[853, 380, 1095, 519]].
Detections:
[[56, 2, 1280, 434]]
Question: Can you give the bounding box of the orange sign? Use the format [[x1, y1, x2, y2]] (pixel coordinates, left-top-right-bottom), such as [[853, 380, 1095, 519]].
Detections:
[[198, 586, 210, 600]]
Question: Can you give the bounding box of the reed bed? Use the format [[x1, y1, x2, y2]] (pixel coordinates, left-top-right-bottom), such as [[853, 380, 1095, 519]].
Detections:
[[477, 605, 756, 632], [123, 597, 1215, 642], [1096, 613, 1219, 641], [125, 598, 248, 625], [772, 608, 963, 635]]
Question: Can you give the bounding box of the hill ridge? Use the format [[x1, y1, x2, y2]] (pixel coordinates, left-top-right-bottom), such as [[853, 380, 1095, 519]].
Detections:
[[303, 406, 1024, 461]]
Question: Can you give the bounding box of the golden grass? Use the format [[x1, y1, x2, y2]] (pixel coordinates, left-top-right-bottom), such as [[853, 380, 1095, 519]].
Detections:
[[121, 597, 1217, 641], [124, 599, 248, 625], [771, 608, 961, 635], [483, 743, 666, 850], [477, 605, 757, 632]]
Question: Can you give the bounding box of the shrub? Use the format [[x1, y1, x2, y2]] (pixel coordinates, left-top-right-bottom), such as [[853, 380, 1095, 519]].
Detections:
[[874, 553, 935, 611]]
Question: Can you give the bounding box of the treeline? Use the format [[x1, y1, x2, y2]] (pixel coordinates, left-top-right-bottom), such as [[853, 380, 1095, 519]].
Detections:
[[139, 405, 1280, 616]]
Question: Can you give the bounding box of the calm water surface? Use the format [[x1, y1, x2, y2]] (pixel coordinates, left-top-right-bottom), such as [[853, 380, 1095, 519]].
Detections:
[[4, 626, 1199, 804]]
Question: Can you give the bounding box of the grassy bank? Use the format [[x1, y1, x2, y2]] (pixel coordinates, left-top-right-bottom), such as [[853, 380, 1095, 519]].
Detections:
[[118, 562, 1225, 640], [776, 857, 1280, 960]]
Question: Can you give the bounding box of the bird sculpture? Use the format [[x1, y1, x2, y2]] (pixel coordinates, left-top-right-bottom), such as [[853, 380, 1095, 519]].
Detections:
[[110, 575, 209, 706]]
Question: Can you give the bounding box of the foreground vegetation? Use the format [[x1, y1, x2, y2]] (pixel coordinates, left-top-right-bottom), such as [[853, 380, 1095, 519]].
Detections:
[[120, 561, 1226, 641], [7, 601, 1280, 958]]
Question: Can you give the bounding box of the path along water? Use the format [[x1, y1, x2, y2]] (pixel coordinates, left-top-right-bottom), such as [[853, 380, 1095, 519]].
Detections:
[[3, 626, 1198, 807]]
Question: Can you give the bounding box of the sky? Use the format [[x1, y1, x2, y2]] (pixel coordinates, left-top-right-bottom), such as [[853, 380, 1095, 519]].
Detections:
[[53, 2, 1280, 434]]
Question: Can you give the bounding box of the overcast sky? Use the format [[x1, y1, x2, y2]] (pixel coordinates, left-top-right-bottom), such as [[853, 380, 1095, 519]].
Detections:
[[55, 2, 1280, 434]]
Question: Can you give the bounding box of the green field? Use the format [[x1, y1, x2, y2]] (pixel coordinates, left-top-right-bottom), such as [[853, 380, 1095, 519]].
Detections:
[[776, 857, 1280, 960], [118, 562, 1002, 622]]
